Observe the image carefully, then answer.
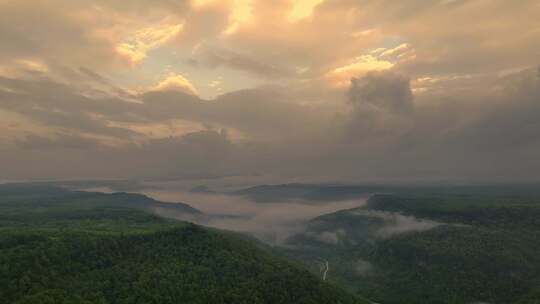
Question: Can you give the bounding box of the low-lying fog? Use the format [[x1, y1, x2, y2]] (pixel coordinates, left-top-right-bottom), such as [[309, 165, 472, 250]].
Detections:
[[351, 210, 442, 238], [144, 189, 369, 244], [81, 182, 442, 245]]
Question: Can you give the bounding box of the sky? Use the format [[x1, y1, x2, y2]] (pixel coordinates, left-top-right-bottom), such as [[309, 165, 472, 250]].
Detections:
[[0, 0, 539, 182]]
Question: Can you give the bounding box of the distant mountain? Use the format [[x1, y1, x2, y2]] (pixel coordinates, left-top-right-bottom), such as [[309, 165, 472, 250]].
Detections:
[[0, 183, 201, 218], [234, 183, 377, 202], [103, 191, 202, 214], [235, 182, 540, 203], [189, 185, 216, 193]]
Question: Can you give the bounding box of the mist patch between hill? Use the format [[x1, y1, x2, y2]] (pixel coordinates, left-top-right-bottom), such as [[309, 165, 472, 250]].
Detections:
[[351, 209, 443, 238], [141, 189, 369, 245]]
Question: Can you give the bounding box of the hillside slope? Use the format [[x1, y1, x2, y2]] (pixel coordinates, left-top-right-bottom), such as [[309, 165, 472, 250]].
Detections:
[[282, 193, 540, 304], [0, 185, 367, 304]]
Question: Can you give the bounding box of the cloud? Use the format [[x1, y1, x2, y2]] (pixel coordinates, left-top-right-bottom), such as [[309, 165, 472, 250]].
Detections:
[[0, 0, 190, 70], [0, 1, 539, 182], [116, 22, 184, 65], [351, 210, 442, 238], [287, 0, 324, 22], [151, 73, 198, 95], [1, 66, 540, 181], [1, 0, 538, 89], [354, 259, 373, 276], [327, 55, 395, 87], [0, 75, 140, 141], [348, 71, 413, 113], [380, 43, 411, 58], [343, 71, 414, 142], [140, 86, 334, 141], [194, 46, 294, 78], [15, 133, 105, 150], [309, 229, 347, 245]]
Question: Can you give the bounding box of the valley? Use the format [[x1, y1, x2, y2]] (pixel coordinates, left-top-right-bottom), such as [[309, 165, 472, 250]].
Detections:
[[3, 182, 540, 303]]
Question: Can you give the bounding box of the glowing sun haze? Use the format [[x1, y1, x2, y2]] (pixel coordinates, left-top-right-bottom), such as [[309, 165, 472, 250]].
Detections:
[[0, 0, 539, 182]]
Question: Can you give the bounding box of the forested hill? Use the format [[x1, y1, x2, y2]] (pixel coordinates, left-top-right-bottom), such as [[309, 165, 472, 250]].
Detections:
[[0, 183, 201, 216], [281, 192, 540, 304], [0, 184, 367, 304], [234, 183, 540, 203]]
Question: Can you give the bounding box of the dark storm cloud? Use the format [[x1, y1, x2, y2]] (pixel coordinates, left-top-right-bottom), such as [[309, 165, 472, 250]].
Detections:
[[348, 71, 413, 113], [345, 71, 415, 142], [336, 67, 540, 180]]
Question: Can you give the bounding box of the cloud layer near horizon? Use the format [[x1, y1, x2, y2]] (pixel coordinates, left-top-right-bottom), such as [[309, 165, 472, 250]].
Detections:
[[0, 0, 539, 182]]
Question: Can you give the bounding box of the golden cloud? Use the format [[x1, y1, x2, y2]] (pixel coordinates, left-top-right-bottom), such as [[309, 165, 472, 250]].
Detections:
[[151, 73, 198, 95], [327, 55, 394, 87], [288, 0, 324, 22], [116, 22, 183, 64]]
